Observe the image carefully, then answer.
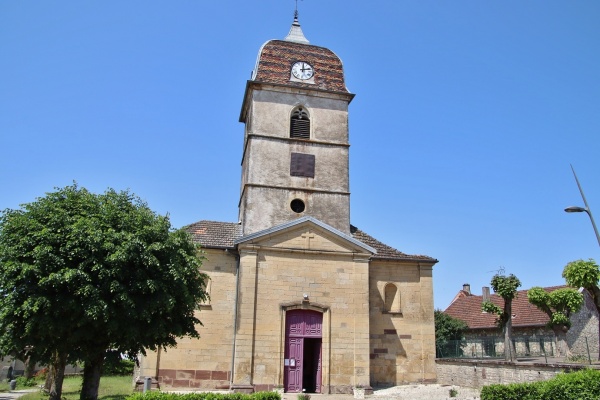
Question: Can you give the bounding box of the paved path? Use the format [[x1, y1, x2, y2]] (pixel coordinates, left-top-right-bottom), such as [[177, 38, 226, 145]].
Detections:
[[280, 385, 481, 400], [0, 390, 37, 400]]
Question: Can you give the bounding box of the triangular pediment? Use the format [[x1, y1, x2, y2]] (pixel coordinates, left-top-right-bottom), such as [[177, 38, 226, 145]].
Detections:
[[234, 217, 376, 255]]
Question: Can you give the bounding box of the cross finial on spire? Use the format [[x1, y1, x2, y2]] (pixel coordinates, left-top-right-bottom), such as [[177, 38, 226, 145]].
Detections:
[[285, 0, 309, 44], [294, 0, 302, 20]]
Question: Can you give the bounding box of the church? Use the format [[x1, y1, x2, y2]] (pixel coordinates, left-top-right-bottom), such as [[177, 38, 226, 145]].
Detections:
[[137, 13, 438, 394]]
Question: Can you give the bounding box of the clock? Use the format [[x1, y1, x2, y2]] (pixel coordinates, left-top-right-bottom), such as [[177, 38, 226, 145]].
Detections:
[[291, 61, 314, 80]]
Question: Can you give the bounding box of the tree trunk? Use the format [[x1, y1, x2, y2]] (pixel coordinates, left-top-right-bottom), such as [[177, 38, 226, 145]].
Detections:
[[504, 300, 516, 362], [80, 350, 105, 400], [49, 353, 67, 400], [24, 354, 36, 379], [552, 326, 571, 358]]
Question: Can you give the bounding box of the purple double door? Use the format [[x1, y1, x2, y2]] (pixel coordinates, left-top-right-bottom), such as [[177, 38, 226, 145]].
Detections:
[[284, 310, 322, 393]]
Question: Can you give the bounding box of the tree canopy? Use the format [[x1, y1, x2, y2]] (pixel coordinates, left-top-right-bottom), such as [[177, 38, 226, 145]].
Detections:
[[0, 184, 208, 400], [563, 258, 600, 359], [434, 310, 468, 358], [527, 286, 583, 356]]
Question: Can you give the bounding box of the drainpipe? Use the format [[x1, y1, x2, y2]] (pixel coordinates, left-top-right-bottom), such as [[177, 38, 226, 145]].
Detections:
[[229, 249, 241, 388]]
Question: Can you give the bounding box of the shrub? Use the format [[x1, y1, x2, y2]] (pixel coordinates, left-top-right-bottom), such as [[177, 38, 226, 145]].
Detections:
[[480, 369, 600, 400], [480, 382, 542, 400], [15, 376, 37, 387], [126, 392, 281, 400]]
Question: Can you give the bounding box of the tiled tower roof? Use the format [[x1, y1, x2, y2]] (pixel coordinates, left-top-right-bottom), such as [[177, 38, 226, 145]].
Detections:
[[250, 14, 348, 93], [252, 40, 348, 93]]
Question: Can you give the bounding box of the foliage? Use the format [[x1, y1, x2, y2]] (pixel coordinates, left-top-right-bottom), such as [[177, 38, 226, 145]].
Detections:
[[563, 259, 600, 360], [15, 376, 37, 387], [490, 274, 521, 300], [527, 287, 583, 328], [103, 351, 135, 376], [19, 375, 133, 400], [481, 302, 502, 316], [563, 259, 600, 289], [481, 273, 521, 329], [480, 381, 543, 400], [480, 368, 600, 400], [126, 392, 281, 400], [434, 310, 468, 357], [449, 388, 458, 397], [0, 184, 208, 400]]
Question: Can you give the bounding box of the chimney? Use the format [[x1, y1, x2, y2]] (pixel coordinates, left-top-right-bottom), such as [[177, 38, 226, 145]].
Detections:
[[482, 286, 490, 302], [462, 283, 471, 295]]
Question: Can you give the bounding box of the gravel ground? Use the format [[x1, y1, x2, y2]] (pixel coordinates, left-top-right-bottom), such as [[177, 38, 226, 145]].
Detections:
[[372, 384, 481, 400]]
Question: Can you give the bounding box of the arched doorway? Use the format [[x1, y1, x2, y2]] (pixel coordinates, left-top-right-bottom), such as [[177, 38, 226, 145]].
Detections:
[[284, 309, 322, 393]]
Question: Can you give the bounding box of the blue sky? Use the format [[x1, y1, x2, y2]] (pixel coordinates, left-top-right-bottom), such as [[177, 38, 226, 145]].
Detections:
[[1, 1, 599, 310]]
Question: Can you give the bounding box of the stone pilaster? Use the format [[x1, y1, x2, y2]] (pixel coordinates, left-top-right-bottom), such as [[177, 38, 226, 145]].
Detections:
[[231, 247, 259, 392]]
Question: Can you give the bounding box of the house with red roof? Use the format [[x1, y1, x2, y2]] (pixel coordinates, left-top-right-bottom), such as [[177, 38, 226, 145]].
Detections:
[[443, 284, 598, 359]]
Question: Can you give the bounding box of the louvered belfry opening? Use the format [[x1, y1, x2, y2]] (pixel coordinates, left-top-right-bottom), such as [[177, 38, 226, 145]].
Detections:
[[290, 107, 310, 139]]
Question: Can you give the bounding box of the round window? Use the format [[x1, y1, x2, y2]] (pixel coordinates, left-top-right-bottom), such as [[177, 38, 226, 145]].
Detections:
[[290, 199, 305, 213]]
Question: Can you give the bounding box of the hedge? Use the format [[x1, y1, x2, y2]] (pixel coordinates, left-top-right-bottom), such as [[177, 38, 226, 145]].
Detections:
[[481, 368, 600, 400], [127, 391, 281, 400]]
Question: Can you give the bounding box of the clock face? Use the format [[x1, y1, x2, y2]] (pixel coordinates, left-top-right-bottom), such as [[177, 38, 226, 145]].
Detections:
[[291, 61, 314, 80]]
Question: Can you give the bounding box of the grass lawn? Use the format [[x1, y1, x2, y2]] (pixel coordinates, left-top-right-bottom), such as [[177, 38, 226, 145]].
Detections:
[[19, 375, 134, 400]]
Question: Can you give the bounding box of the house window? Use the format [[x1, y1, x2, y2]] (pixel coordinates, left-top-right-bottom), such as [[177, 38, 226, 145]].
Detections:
[[384, 283, 401, 313], [290, 107, 310, 139]]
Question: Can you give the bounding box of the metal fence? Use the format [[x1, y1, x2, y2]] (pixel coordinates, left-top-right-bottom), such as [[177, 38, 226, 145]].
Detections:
[[437, 336, 556, 359]]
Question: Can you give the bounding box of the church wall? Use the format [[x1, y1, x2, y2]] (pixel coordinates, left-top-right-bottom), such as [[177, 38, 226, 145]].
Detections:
[[138, 248, 238, 390], [244, 137, 349, 192], [241, 186, 350, 235], [232, 236, 371, 394], [249, 88, 349, 144], [369, 261, 437, 385]]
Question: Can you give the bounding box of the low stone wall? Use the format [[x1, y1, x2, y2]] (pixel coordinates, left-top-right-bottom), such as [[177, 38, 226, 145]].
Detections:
[[436, 358, 587, 389]]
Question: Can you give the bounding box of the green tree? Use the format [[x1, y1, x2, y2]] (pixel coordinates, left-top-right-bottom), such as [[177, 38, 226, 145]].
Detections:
[[562, 258, 600, 359], [527, 287, 583, 357], [0, 184, 208, 400], [434, 310, 468, 357], [481, 273, 521, 361]]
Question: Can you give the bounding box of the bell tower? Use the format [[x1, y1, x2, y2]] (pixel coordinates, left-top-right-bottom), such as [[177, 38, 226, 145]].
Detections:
[[238, 14, 355, 235]]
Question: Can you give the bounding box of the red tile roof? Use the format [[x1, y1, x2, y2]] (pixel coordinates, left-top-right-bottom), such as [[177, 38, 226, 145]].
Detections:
[[253, 40, 349, 93], [444, 286, 568, 330], [350, 225, 437, 262], [185, 220, 241, 249], [184, 220, 437, 263]]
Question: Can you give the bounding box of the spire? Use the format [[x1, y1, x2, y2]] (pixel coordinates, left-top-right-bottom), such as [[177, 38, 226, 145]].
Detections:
[[284, 10, 310, 44]]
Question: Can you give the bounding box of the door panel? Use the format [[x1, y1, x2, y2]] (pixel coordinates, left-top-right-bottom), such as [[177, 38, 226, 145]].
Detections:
[[284, 310, 323, 393]]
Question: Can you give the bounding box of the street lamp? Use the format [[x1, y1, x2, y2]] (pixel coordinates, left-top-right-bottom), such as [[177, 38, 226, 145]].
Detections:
[[564, 165, 600, 247]]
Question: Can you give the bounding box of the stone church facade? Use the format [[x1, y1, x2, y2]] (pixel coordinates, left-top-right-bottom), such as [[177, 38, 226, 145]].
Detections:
[[137, 15, 438, 394]]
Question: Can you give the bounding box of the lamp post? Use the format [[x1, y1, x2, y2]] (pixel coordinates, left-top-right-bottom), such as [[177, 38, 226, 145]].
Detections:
[[564, 164, 600, 247]]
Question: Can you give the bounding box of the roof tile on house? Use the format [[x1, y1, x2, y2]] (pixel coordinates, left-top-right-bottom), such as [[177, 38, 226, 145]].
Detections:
[[184, 220, 437, 263], [253, 40, 348, 93], [350, 225, 437, 262], [184, 220, 241, 249], [444, 286, 568, 330]]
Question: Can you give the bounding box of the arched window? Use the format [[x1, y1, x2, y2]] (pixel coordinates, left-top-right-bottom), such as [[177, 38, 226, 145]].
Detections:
[[384, 283, 401, 313], [290, 106, 310, 139]]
